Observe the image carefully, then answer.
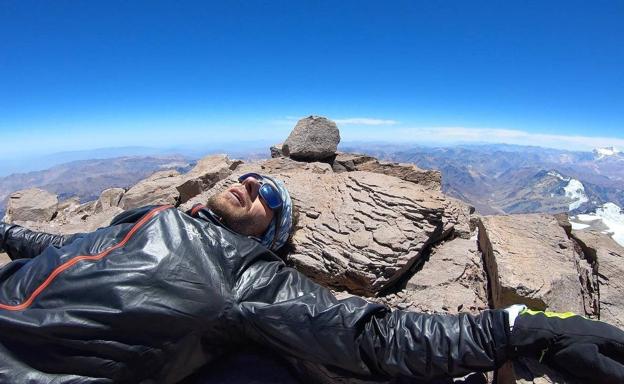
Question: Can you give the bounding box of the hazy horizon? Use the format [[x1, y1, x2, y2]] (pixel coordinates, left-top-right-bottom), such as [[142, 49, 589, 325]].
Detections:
[[1, 1, 622, 161], [0, 139, 611, 178]]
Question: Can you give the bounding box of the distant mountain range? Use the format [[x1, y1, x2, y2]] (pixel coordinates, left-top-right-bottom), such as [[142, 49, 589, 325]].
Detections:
[[0, 144, 274, 218], [0, 156, 193, 218], [2, 142, 623, 244], [0, 142, 275, 177], [341, 142, 624, 216]]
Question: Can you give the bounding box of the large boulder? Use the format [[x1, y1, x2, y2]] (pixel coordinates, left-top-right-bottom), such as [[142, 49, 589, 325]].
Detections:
[[3, 188, 58, 223], [282, 116, 340, 161], [478, 214, 596, 316], [478, 215, 590, 383], [94, 188, 125, 213], [119, 169, 182, 209], [570, 229, 624, 328], [120, 154, 239, 210], [176, 155, 242, 204], [11, 188, 126, 236]]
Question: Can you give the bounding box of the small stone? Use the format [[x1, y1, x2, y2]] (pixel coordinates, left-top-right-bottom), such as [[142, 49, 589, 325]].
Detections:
[[270, 144, 283, 158]]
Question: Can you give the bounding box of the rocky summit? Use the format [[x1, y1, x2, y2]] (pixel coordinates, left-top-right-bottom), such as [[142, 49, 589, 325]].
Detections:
[[1, 116, 622, 384]]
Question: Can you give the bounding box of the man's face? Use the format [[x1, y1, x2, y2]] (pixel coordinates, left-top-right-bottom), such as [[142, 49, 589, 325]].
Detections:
[[207, 177, 275, 237]]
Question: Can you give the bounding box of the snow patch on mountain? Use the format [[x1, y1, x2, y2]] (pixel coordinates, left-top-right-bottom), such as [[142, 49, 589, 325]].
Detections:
[[575, 202, 624, 246], [547, 170, 569, 181], [570, 222, 590, 230], [593, 146, 621, 160], [563, 179, 588, 210]]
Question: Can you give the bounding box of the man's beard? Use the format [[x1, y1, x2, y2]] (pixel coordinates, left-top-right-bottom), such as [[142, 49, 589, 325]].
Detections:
[[207, 193, 264, 237]]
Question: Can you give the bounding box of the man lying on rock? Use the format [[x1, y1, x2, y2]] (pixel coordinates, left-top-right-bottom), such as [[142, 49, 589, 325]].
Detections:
[[0, 172, 623, 384]]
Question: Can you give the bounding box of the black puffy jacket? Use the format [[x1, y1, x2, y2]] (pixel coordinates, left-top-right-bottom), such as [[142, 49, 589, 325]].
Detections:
[[0, 205, 512, 383]]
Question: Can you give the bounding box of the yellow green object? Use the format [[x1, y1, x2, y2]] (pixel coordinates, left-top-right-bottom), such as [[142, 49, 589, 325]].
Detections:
[[520, 308, 578, 319]]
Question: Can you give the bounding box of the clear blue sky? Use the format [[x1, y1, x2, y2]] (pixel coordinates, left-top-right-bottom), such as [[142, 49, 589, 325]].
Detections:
[[1, 0, 623, 158]]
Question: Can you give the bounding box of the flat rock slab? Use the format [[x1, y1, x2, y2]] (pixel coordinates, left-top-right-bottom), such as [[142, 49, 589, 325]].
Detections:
[[376, 237, 488, 315], [571, 229, 624, 328], [334, 153, 442, 190], [478, 214, 595, 316], [407, 237, 488, 313]]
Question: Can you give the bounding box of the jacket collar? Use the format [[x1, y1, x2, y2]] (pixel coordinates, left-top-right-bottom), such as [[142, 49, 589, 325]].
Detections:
[[187, 204, 223, 226], [187, 204, 262, 244]]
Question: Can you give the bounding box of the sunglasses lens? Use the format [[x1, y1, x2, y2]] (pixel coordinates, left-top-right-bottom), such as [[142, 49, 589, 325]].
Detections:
[[238, 173, 283, 210], [259, 184, 282, 209]]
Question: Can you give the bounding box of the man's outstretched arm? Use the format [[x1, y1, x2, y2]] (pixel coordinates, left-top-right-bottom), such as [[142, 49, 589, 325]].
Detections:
[[235, 259, 510, 381], [0, 205, 161, 261], [0, 222, 74, 260], [236, 258, 624, 382]]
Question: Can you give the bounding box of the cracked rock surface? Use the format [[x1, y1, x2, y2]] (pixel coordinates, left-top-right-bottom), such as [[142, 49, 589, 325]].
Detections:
[[334, 153, 442, 191], [374, 237, 488, 315]]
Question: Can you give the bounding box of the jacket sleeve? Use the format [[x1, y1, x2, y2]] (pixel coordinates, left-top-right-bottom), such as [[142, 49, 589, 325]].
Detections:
[[0, 206, 160, 260], [0, 222, 74, 260], [235, 259, 511, 381]]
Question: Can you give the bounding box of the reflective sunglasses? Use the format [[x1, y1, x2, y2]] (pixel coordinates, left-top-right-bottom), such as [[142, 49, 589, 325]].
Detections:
[[237, 173, 283, 210]]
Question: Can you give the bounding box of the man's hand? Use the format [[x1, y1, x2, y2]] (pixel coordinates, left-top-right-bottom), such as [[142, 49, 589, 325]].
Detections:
[[510, 309, 624, 383]]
